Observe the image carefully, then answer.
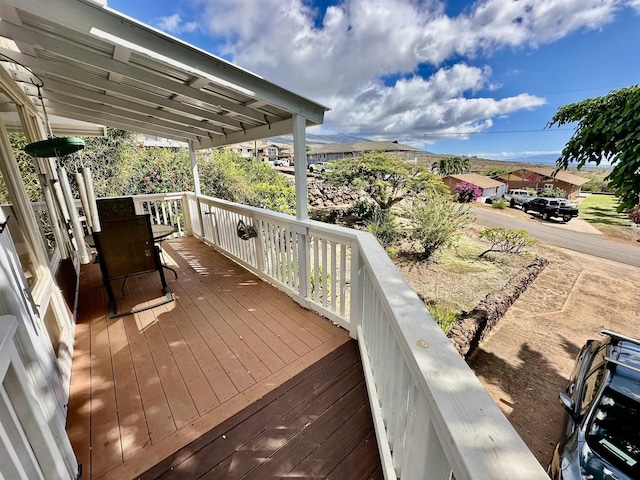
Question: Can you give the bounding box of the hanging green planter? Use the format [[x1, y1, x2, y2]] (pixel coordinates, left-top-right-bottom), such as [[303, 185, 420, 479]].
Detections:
[[24, 137, 85, 158]]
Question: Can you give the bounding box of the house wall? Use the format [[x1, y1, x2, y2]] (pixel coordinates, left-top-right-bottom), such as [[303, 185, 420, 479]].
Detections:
[[504, 178, 581, 199]]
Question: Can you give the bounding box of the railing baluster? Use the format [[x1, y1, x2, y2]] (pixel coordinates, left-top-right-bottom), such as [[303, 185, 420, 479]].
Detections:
[[178, 192, 548, 480]]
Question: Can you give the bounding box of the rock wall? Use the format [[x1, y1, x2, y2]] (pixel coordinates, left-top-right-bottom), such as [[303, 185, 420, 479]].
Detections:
[[447, 257, 549, 358], [308, 181, 364, 209]]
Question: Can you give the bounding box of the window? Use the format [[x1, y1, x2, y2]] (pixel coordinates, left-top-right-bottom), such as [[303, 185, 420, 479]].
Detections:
[[581, 368, 605, 415], [587, 388, 640, 477]]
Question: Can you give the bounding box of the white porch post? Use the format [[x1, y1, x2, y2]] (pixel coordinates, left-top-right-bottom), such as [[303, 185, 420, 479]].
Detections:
[[188, 140, 201, 196], [292, 115, 308, 221], [292, 114, 310, 304], [188, 139, 203, 238]]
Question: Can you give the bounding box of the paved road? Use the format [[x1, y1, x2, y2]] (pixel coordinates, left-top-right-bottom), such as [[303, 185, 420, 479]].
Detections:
[[472, 207, 640, 267]]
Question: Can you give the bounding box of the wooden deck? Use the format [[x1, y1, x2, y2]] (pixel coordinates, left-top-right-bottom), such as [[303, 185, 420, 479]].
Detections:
[[66, 236, 379, 479]]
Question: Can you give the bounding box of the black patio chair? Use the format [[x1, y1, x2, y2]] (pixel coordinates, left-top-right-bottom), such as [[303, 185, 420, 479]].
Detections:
[[93, 214, 173, 318]]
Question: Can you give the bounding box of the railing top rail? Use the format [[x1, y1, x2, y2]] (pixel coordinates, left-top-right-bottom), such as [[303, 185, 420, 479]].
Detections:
[[194, 193, 362, 242], [354, 233, 547, 479]]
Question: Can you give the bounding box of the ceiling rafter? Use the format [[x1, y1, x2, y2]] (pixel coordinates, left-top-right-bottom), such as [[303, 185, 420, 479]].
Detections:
[[0, 0, 327, 148]]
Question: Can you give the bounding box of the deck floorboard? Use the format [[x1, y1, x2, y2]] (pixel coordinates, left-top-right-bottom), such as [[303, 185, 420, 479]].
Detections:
[[138, 341, 378, 480], [66, 237, 380, 480]]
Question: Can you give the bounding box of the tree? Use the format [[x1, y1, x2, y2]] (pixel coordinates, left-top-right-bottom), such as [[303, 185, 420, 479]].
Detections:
[[548, 86, 640, 211], [478, 228, 536, 258], [432, 156, 470, 176], [325, 152, 446, 209]]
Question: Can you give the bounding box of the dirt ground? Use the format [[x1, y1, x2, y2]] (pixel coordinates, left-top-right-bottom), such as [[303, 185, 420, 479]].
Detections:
[[466, 243, 640, 468]]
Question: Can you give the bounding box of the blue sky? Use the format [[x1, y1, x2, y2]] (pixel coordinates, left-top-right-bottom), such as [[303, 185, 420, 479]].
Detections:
[[107, 0, 640, 162]]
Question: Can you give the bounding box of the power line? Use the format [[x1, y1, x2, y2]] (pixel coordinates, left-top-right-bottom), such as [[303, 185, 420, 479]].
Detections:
[[422, 127, 574, 137]]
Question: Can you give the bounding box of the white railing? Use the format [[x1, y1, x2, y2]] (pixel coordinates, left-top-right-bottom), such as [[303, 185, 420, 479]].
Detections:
[[27, 191, 544, 479], [131, 193, 188, 237], [180, 192, 548, 480]]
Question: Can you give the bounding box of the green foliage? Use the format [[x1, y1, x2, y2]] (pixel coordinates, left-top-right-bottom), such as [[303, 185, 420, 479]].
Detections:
[[432, 156, 471, 176], [310, 266, 330, 297], [68, 129, 139, 197], [4, 128, 295, 215], [581, 180, 611, 193], [1, 134, 43, 203], [350, 199, 401, 248], [491, 198, 509, 209], [538, 187, 567, 199], [427, 303, 457, 334], [478, 227, 536, 258], [195, 150, 296, 214], [365, 209, 402, 249], [548, 86, 640, 211], [350, 199, 380, 223], [409, 193, 472, 260], [325, 153, 446, 209], [134, 147, 193, 195], [483, 168, 510, 176]]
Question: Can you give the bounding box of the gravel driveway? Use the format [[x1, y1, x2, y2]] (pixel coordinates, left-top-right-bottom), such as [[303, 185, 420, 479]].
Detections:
[[467, 243, 640, 468]]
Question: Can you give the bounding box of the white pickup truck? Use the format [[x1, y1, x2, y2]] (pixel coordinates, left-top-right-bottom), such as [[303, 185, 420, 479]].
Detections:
[[502, 189, 534, 208]]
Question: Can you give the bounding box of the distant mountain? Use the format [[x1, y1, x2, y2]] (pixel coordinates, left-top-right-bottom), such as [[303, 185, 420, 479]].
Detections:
[[266, 132, 372, 145]]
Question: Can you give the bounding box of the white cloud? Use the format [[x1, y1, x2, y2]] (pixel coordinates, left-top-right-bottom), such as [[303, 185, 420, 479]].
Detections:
[[158, 13, 197, 34], [163, 0, 633, 143]]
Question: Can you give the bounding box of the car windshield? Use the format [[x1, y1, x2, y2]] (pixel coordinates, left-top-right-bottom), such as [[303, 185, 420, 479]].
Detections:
[[586, 387, 640, 477]]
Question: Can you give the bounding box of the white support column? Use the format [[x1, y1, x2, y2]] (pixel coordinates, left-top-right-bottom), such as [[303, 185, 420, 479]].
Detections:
[[292, 115, 311, 305], [292, 114, 308, 221], [188, 140, 201, 196]]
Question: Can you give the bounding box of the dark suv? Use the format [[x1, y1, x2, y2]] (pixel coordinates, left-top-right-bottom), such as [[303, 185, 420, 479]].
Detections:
[[549, 331, 640, 480]]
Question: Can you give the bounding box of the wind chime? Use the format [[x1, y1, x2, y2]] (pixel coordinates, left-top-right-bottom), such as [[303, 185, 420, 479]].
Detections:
[[21, 72, 99, 265]]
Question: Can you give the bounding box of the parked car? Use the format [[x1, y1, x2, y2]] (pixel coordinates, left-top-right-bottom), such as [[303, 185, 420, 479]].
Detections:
[[502, 189, 534, 208], [308, 162, 329, 173], [549, 330, 640, 480], [274, 159, 289, 167], [523, 197, 579, 222]]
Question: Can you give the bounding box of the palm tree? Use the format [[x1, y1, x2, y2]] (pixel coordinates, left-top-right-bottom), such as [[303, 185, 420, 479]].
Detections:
[[431, 156, 470, 176]]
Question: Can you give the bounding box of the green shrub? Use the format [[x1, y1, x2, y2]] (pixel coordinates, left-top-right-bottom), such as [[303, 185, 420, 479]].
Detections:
[[409, 194, 472, 260], [351, 199, 380, 223], [427, 303, 457, 334], [491, 198, 509, 209], [310, 266, 330, 297], [538, 187, 567, 198], [366, 209, 402, 248]]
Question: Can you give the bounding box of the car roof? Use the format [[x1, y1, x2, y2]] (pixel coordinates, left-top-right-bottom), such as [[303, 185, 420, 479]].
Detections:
[[603, 332, 640, 398]]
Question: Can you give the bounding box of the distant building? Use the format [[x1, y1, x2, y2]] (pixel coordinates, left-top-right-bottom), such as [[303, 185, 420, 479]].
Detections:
[[138, 135, 186, 148], [442, 174, 507, 201], [307, 140, 420, 164], [227, 142, 255, 158], [494, 167, 590, 199], [226, 141, 292, 162]]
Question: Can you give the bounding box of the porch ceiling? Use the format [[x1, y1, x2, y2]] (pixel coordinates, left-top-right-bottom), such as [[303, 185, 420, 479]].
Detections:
[[0, 0, 328, 148]]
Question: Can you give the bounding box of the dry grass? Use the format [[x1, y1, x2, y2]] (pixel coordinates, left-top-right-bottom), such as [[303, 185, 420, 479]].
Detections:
[[395, 225, 535, 315]]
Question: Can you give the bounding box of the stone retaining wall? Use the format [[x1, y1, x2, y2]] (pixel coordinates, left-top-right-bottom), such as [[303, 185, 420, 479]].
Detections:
[[447, 257, 549, 358], [308, 181, 364, 208]]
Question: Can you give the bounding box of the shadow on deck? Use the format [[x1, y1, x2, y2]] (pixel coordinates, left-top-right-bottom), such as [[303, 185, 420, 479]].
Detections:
[[66, 236, 380, 479]]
